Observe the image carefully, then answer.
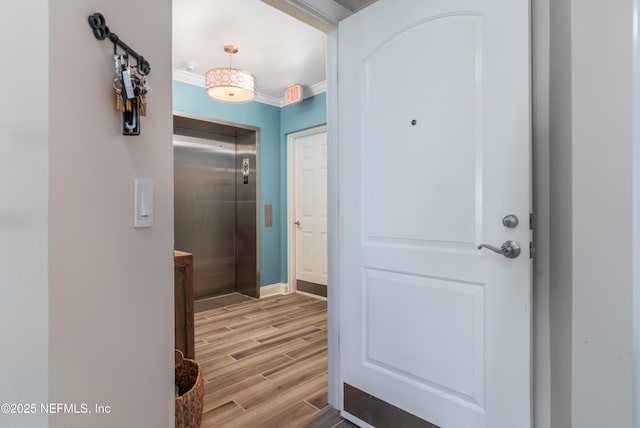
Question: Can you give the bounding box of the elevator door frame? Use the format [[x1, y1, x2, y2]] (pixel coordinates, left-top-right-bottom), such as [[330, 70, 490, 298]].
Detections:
[[173, 110, 261, 299]]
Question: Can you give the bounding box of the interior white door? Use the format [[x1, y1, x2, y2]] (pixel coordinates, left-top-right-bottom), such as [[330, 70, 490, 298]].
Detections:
[[294, 128, 328, 287], [337, 0, 531, 427]]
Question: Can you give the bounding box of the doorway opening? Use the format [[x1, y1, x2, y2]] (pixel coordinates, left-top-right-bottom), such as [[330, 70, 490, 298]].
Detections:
[[174, 0, 360, 422], [287, 125, 329, 298]]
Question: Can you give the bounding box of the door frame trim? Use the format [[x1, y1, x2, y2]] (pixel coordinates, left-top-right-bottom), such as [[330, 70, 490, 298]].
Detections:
[[632, 0, 640, 424], [326, 29, 341, 409], [286, 124, 328, 296]]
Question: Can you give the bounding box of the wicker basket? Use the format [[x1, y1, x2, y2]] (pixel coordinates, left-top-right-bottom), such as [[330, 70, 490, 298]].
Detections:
[[175, 353, 204, 428]]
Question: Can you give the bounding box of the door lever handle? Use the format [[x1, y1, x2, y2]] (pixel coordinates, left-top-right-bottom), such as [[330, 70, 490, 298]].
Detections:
[[294, 221, 301, 226], [477, 240, 521, 259]]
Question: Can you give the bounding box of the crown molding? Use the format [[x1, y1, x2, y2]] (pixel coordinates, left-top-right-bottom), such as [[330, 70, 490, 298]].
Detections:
[[260, 0, 352, 33], [173, 70, 326, 108], [255, 93, 282, 107], [173, 69, 206, 88], [307, 80, 327, 97]]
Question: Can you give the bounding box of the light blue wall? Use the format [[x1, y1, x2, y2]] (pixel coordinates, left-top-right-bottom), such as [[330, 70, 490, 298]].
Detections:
[[280, 93, 327, 281], [173, 81, 326, 286]]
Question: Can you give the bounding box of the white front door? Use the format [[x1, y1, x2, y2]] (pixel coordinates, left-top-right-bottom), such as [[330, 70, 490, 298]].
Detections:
[[337, 0, 531, 427], [292, 127, 328, 290]]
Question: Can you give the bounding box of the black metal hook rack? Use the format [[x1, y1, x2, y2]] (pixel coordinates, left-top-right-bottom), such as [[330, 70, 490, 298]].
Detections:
[[88, 12, 151, 76]]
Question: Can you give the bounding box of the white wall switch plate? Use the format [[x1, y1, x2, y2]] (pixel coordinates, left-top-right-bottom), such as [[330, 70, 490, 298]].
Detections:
[[134, 177, 153, 228]]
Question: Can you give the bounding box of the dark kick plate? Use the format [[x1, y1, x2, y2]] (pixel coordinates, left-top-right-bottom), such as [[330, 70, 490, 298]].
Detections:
[[297, 280, 327, 297], [344, 383, 440, 428]]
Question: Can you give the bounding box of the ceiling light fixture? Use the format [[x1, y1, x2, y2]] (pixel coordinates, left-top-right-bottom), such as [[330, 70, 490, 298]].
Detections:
[[206, 45, 256, 103]]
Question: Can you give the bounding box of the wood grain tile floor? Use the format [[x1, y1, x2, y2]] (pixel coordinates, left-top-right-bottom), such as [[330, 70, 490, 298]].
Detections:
[[195, 293, 357, 428]]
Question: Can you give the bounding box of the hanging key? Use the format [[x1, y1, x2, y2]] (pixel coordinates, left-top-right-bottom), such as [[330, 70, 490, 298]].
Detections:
[[138, 92, 146, 117], [120, 55, 136, 113], [113, 79, 124, 112], [113, 55, 125, 112], [128, 72, 142, 113], [138, 75, 148, 117], [113, 54, 122, 81], [123, 68, 140, 135], [123, 96, 140, 135], [132, 81, 140, 115]]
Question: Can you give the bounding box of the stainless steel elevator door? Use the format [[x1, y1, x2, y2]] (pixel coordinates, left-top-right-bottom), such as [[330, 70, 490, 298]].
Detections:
[[174, 136, 236, 299]]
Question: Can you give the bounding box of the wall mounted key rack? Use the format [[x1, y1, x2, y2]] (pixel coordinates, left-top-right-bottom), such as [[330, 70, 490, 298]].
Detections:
[[88, 12, 151, 136]]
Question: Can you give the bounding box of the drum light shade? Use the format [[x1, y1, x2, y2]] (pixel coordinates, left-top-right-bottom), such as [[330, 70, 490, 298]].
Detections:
[[206, 45, 256, 103]]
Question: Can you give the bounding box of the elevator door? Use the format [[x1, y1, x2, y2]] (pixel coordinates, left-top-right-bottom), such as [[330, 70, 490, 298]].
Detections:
[[174, 135, 237, 299]]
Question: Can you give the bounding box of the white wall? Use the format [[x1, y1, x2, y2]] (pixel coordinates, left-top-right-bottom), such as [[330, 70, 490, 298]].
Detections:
[[549, 0, 635, 427], [570, 1, 633, 426], [0, 2, 49, 428], [549, 0, 574, 425], [48, 1, 174, 427]]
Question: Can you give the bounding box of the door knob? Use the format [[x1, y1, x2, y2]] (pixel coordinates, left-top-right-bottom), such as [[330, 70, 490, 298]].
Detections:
[[477, 240, 521, 259], [294, 221, 301, 226]]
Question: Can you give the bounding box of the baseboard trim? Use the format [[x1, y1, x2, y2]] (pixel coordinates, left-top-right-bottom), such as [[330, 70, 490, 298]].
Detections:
[[259, 283, 289, 298]]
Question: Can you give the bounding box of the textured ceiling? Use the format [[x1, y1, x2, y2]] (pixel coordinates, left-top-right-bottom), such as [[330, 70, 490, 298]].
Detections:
[[173, 0, 328, 102]]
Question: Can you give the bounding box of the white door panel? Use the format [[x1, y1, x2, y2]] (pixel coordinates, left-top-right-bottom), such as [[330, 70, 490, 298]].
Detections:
[[365, 15, 481, 246], [295, 129, 328, 286], [338, 0, 531, 427]]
